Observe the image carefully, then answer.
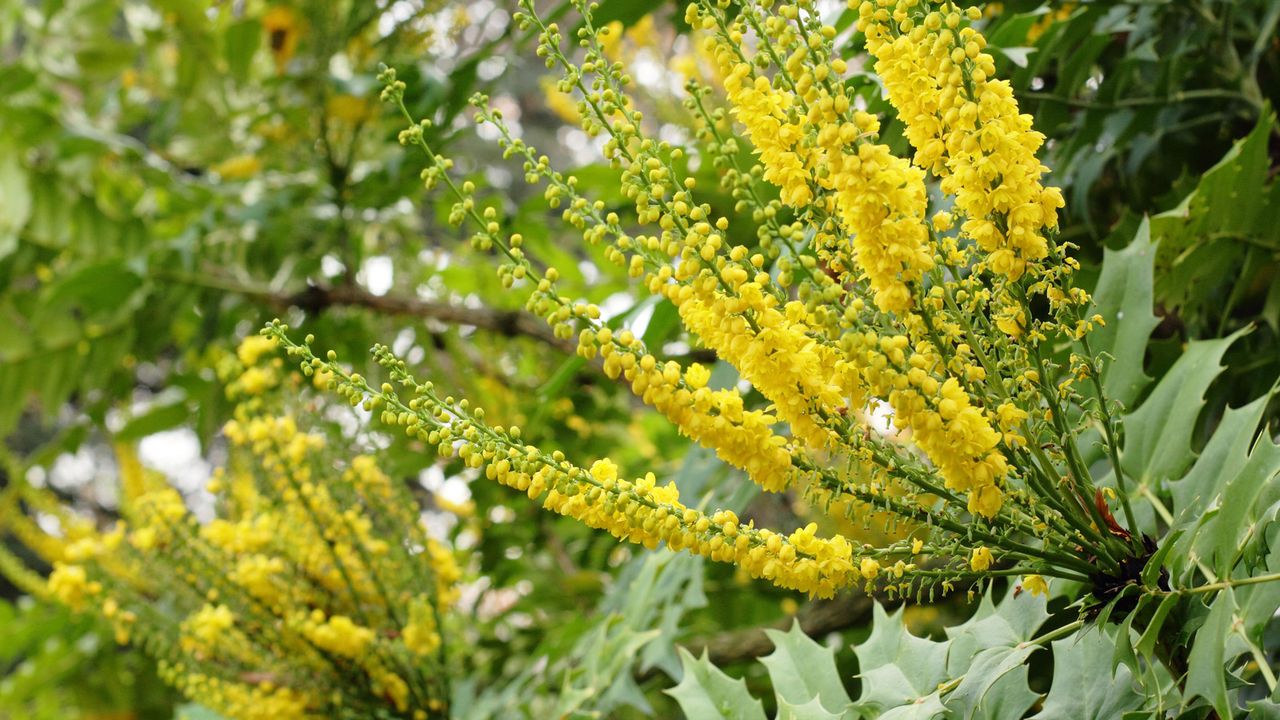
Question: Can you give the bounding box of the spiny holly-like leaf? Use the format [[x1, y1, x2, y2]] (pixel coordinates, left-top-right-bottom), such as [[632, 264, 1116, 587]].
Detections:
[[947, 645, 1040, 720], [1120, 330, 1242, 502], [852, 604, 949, 712], [776, 697, 845, 720], [943, 588, 1049, 671], [976, 671, 1042, 720], [760, 621, 853, 717], [876, 692, 946, 720], [1031, 629, 1146, 719], [1166, 392, 1274, 580], [1087, 217, 1161, 409], [1151, 110, 1280, 317], [1201, 428, 1280, 579], [1248, 699, 1280, 718], [941, 590, 1047, 719], [1185, 589, 1236, 719], [666, 648, 767, 720]]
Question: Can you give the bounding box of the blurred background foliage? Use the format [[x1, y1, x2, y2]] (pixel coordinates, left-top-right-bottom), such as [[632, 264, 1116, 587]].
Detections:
[[0, 0, 1276, 718]]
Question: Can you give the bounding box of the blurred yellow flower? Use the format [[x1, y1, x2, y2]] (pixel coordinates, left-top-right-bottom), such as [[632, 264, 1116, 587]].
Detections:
[[327, 94, 372, 124], [262, 6, 301, 74], [211, 154, 262, 180]]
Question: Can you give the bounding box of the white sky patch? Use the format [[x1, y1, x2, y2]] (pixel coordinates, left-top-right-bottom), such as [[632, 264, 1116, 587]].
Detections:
[[478, 56, 507, 81], [329, 53, 353, 81], [439, 476, 472, 506], [361, 255, 395, 296], [321, 254, 345, 278], [421, 509, 458, 541], [577, 259, 600, 284], [557, 126, 602, 166], [658, 122, 690, 149], [485, 165, 513, 189], [663, 340, 690, 357], [35, 512, 63, 536], [26, 465, 47, 487], [597, 291, 637, 322], [379, 1, 417, 37], [865, 400, 897, 436], [624, 298, 656, 337], [488, 505, 516, 523], [392, 327, 417, 356], [476, 119, 503, 141], [418, 464, 446, 493], [630, 53, 665, 90], [139, 429, 212, 495], [49, 448, 96, 491]]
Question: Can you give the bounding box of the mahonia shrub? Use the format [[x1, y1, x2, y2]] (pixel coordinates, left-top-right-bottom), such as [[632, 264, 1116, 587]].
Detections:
[[39, 336, 462, 720]]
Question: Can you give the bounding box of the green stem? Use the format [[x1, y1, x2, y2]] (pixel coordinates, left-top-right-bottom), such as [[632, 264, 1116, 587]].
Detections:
[[1077, 332, 1145, 555]]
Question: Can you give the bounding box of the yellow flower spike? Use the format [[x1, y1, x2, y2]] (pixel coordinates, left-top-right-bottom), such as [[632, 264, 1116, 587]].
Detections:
[[859, 0, 1065, 282]]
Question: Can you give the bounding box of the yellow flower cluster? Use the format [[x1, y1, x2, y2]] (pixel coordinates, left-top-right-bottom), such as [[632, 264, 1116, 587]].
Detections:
[[669, 282, 862, 451], [304, 612, 376, 658], [709, 29, 935, 313], [687, 1, 1021, 513], [586, 325, 801, 491], [438, 98, 831, 494], [159, 666, 317, 720], [47, 563, 100, 610], [403, 598, 442, 656], [182, 604, 237, 656], [493, 20, 872, 458], [480, 449, 867, 598], [30, 335, 464, 719], [720, 69, 812, 208], [859, 0, 1065, 279], [286, 335, 880, 599]]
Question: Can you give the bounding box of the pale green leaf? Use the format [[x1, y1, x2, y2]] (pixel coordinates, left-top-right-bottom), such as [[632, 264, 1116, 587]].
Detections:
[[760, 621, 852, 717], [777, 697, 844, 720], [1150, 111, 1280, 317], [877, 693, 946, 720], [943, 589, 1049, 672], [1121, 331, 1242, 492], [0, 145, 31, 260], [666, 648, 767, 720], [946, 645, 1040, 720], [1087, 218, 1160, 409], [968, 668, 1040, 720], [1167, 392, 1274, 580], [1185, 589, 1236, 720], [1031, 630, 1146, 719], [852, 604, 949, 712]]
